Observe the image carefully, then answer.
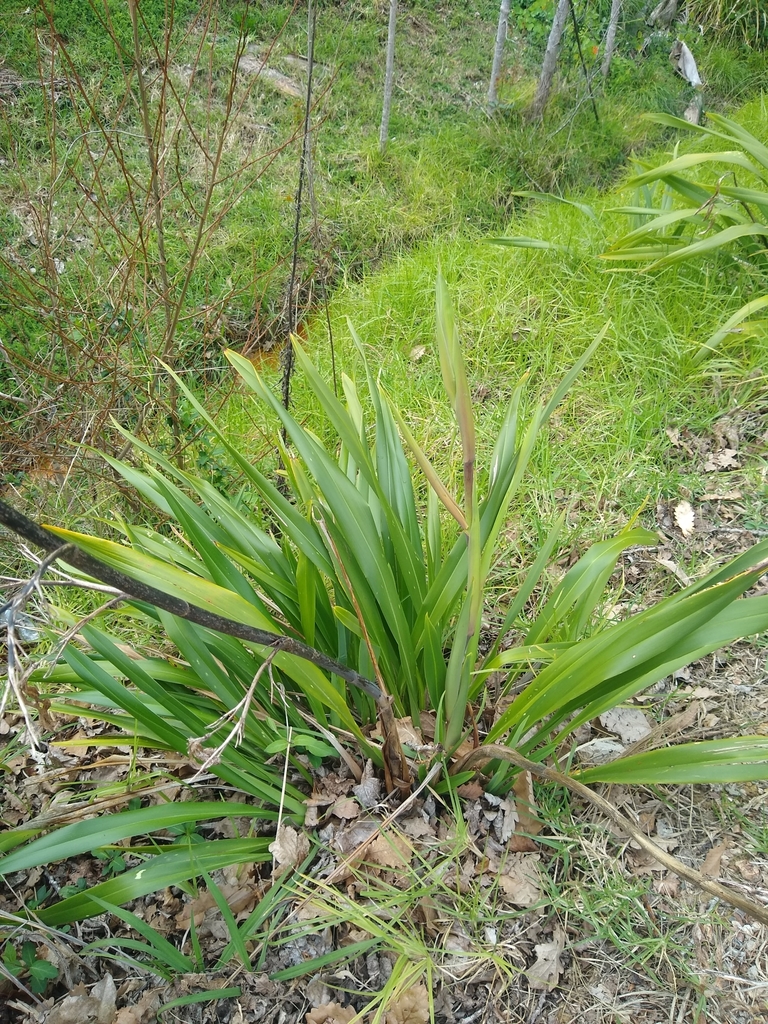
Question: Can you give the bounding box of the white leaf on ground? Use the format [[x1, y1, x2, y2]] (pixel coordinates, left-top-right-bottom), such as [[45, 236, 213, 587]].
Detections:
[[383, 983, 430, 1024], [527, 926, 565, 990], [353, 759, 381, 808], [575, 737, 626, 765], [674, 499, 695, 537], [498, 854, 542, 906], [599, 707, 652, 745], [269, 824, 309, 875], [670, 40, 702, 88]]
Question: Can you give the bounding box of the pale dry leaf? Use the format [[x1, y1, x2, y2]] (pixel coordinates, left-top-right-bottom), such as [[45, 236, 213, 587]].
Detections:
[[43, 975, 117, 1024], [383, 983, 429, 1024], [352, 759, 381, 809], [673, 499, 695, 537], [113, 990, 161, 1024], [498, 854, 542, 907], [269, 824, 309, 875], [701, 841, 728, 877], [526, 926, 565, 991], [409, 345, 427, 362], [306, 1003, 358, 1024], [367, 829, 413, 869], [703, 448, 740, 472], [599, 707, 652, 745], [656, 556, 692, 586], [331, 796, 360, 820], [512, 769, 543, 836], [575, 737, 626, 765]]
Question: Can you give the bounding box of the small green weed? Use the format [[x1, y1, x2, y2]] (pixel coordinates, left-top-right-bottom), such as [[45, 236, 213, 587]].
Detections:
[[2, 939, 58, 994]]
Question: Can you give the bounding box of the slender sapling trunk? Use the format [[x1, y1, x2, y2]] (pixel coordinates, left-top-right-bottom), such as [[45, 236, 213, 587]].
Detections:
[[379, 0, 398, 153], [488, 0, 512, 108], [601, 0, 623, 79], [531, 0, 570, 119]]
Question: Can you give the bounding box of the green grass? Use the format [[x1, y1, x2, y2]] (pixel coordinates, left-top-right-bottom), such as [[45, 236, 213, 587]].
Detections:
[[257, 96, 768, 562]]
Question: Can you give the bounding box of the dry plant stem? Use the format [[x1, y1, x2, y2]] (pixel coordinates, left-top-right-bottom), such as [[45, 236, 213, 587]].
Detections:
[[0, 499, 382, 701], [567, 0, 599, 124], [453, 744, 768, 926], [126, 0, 172, 345], [282, 0, 317, 421], [316, 516, 410, 797], [187, 646, 282, 779], [1, 544, 72, 747]]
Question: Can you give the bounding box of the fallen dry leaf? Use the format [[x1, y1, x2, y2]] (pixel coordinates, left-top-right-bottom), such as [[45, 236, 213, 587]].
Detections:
[[331, 796, 360, 820], [352, 759, 381, 809], [599, 707, 652, 745], [512, 769, 543, 836], [383, 983, 429, 1024], [526, 926, 565, 991], [269, 824, 310, 876], [575, 737, 626, 765], [306, 1003, 358, 1024], [42, 975, 117, 1024], [367, 829, 413, 869], [703, 449, 740, 472], [700, 841, 728, 877], [673, 499, 695, 537], [498, 854, 542, 907]]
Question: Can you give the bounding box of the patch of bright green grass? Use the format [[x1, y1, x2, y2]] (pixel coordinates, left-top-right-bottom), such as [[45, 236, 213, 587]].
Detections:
[[249, 97, 768, 568]]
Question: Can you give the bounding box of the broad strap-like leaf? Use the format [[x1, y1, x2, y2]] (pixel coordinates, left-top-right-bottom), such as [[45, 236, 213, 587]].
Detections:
[[0, 803, 262, 875], [575, 737, 768, 785], [33, 840, 271, 927]]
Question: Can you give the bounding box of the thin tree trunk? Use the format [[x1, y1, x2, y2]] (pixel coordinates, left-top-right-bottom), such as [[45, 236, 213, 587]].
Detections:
[[488, 0, 512, 107], [601, 0, 623, 79], [379, 0, 397, 153], [531, 0, 570, 119]]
